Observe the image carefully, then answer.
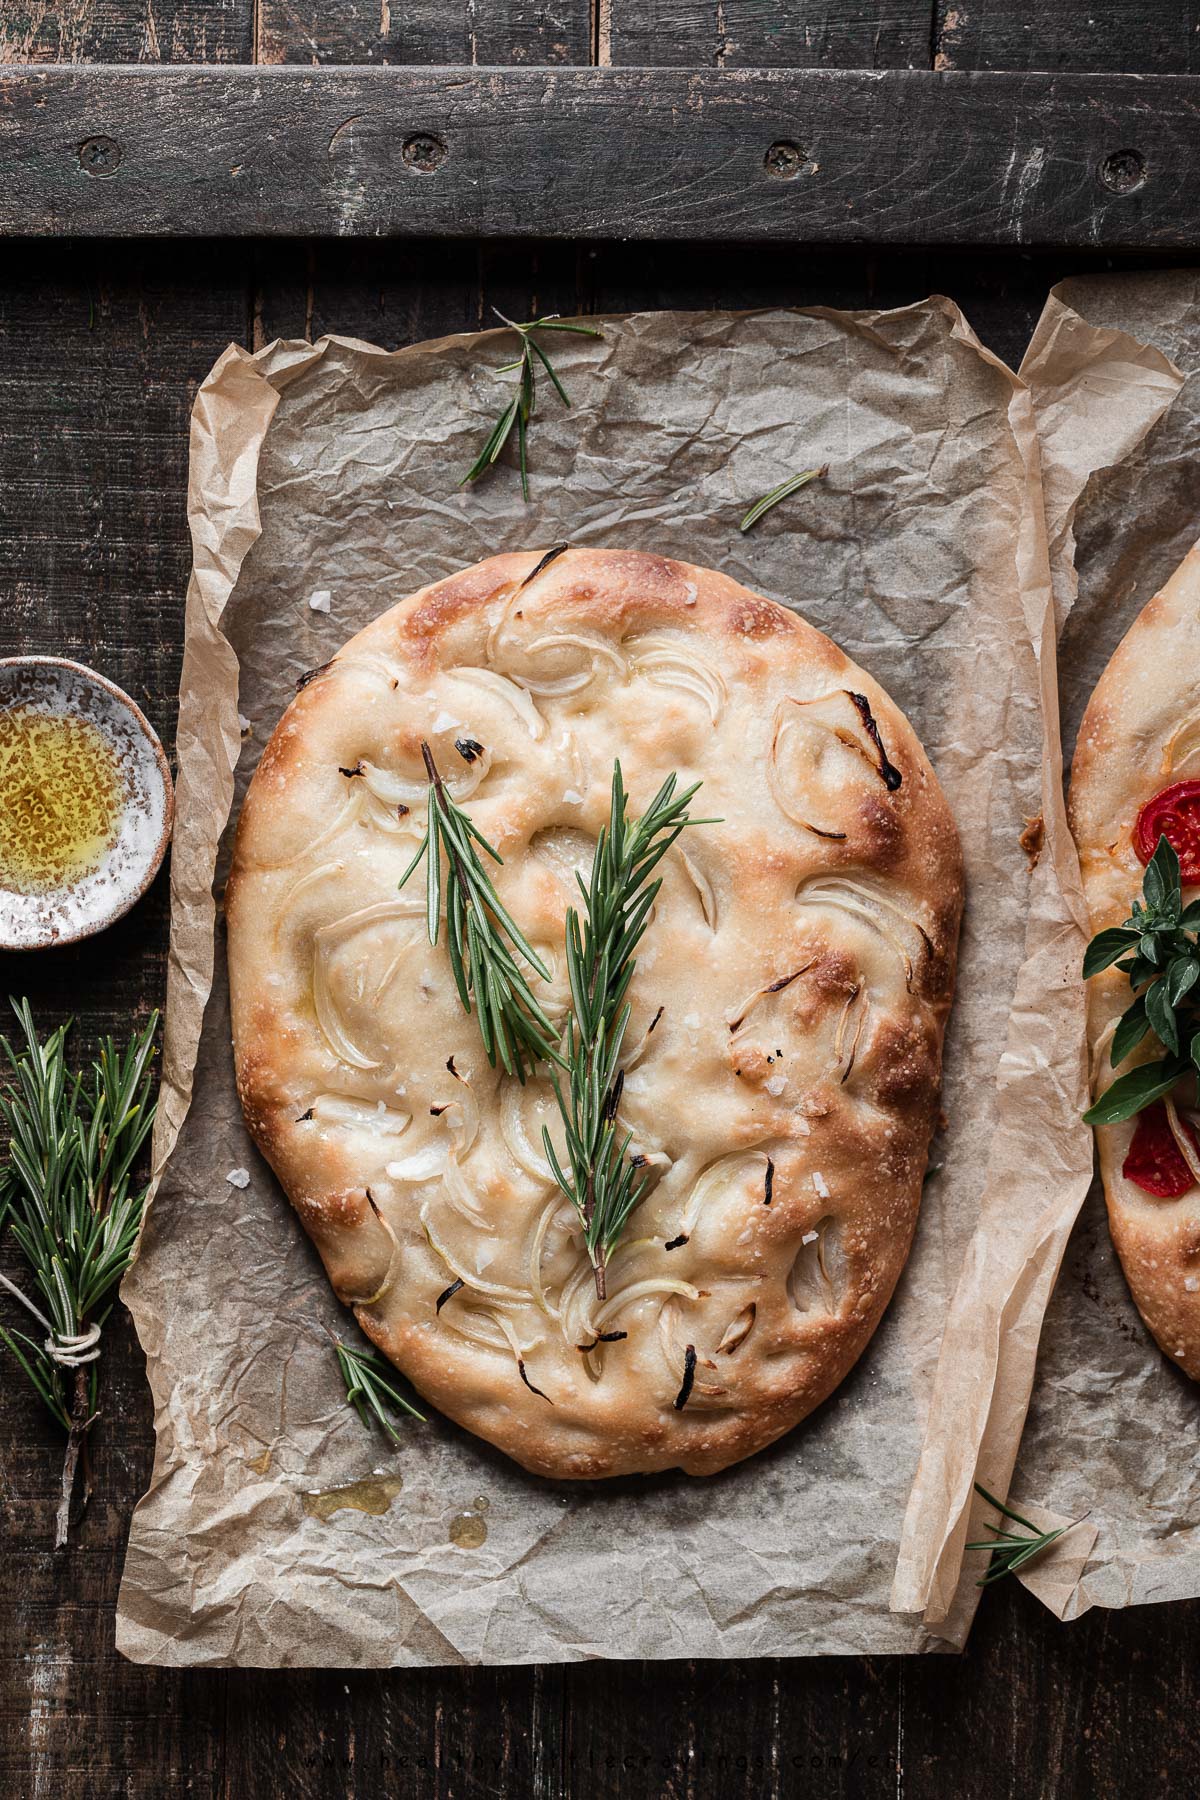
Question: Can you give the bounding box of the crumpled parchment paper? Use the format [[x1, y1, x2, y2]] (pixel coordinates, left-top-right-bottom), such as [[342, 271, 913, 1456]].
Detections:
[[116, 303, 1059, 1667], [891, 284, 1183, 1630], [1008, 272, 1200, 1620]]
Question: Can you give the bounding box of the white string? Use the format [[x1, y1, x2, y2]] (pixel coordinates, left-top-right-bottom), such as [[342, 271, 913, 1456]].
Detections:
[[0, 1271, 102, 1366]]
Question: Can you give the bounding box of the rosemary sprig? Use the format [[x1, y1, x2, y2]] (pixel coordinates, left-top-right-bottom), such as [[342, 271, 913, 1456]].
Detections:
[[1082, 835, 1200, 1125], [333, 1335, 425, 1441], [462, 311, 603, 500], [967, 1483, 1084, 1586], [399, 741, 564, 1083], [542, 763, 710, 1301], [0, 999, 158, 1547], [738, 463, 827, 533]]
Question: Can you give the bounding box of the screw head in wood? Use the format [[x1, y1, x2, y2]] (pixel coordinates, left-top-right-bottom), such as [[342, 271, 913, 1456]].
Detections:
[[78, 136, 122, 177], [402, 133, 447, 174], [1098, 149, 1147, 195], [765, 141, 804, 180]]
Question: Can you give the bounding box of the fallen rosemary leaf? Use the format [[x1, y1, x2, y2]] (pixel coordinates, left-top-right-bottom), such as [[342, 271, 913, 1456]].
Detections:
[[738, 464, 828, 533], [0, 999, 158, 1547], [333, 1335, 425, 1441], [967, 1482, 1086, 1586], [462, 310, 603, 500]]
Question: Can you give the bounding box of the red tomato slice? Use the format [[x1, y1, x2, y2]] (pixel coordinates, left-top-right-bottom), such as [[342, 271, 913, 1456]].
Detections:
[[1122, 1102, 1200, 1198], [1133, 780, 1200, 882]]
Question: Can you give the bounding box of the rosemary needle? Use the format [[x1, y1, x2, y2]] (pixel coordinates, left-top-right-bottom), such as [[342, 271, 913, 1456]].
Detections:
[[462, 311, 603, 501], [738, 464, 828, 533], [967, 1482, 1086, 1586]]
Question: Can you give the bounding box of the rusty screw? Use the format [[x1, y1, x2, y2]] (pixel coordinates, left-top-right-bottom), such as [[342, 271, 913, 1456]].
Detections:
[[764, 141, 804, 180], [402, 133, 447, 175], [78, 136, 122, 178], [1098, 148, 1147, 195]]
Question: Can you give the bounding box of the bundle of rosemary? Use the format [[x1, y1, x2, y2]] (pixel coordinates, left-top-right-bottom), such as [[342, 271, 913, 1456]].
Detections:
[[0, 1000, 158, 1546]]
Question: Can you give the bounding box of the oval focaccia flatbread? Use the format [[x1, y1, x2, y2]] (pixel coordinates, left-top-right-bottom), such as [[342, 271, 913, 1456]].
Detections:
[[1071, 542, 1200, 1378], [227, 548, 962, 1477]]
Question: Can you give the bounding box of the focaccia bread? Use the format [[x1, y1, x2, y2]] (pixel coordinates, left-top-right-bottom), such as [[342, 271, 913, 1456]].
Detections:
[[1071, 541, 1200, 1379], [227, 547, 962, 1477]]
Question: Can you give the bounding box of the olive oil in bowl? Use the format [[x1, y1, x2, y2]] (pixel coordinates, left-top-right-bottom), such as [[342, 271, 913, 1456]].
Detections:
[[0, 706, 126, 894], [0, 656, 173, 951]]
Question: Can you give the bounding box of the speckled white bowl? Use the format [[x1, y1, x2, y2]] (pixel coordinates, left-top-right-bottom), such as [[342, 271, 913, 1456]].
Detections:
[[0, 657, 174, 952]]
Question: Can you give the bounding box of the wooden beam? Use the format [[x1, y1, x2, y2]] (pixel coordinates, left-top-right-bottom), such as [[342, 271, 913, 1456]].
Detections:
[[1, 65, 1197, 244]]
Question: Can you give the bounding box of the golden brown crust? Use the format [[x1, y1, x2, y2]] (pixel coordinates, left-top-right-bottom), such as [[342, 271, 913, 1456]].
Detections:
[[227, 548, 962, 1477], [1069, 542, 1200, 1379]]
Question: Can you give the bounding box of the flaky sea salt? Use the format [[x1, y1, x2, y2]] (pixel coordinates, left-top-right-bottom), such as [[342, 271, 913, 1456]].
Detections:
[[226, 1168, 251, 1189], [238, 713, 252, 736], [432, 710, 461, 733], [684, 1012, 700, 1030], [801, 1229, 819, 1245], [765, 1075, 787, 1096], [308, 589, 332, 613], [1186, 1277, 1199, 1293], [812, 1171, 830, 1199], [563, 789, 584, 805]]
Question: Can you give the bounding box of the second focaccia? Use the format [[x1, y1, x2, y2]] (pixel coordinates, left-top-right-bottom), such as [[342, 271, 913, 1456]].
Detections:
[[1071, 541, 1200, 1378], [227, 547, 962, 1477]]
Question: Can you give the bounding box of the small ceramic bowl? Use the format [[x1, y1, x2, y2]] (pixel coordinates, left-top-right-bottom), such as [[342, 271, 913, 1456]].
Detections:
[[0, 656, 174, 952]]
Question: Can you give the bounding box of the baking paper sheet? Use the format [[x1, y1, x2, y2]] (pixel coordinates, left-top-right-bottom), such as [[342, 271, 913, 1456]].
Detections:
[[116, 303, 1059, 1666]]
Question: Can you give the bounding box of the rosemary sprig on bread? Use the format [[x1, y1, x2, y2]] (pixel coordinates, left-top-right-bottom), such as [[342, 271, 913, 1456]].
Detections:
[[402, 748, 710, 1297], [542, 763, 710, 1300], [398, 741, 564, 1084]]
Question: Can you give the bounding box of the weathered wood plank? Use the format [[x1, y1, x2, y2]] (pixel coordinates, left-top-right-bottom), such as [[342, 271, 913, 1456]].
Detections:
[[934, 1, 1200, 72], [257, 0, 592, 67], [0, 0, 252, 64], [603, 0, 932, 69], [2, 65, 1197, 246]]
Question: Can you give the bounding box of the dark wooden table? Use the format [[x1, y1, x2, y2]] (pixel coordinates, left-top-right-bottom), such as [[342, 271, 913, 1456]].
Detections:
[[3, 5, 1200, 1796]]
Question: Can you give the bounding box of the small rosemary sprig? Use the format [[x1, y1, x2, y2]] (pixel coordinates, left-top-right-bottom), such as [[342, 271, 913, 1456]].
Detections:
[[543, 763, 710, 1301], [333, 1335, 425, 1441], [738, 464, 827, 533], [0, 1000, 158, 1547], [967, 1483, 1085, 1586], [399, 741, 564, 1083], [463, 311, 603, 500]]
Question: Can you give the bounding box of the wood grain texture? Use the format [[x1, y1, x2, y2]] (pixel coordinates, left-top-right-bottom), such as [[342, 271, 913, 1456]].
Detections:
[[257, 0, 592, 66], [0, 0, 252, 64], [604, 0, 933, 69], [4, 65, 1199, 246], [933, 1, 1200, 72]]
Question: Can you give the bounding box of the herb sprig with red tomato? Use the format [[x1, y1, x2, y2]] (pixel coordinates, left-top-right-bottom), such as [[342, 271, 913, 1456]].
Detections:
[[1083, 835, 1200, 1126]]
